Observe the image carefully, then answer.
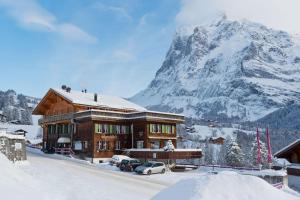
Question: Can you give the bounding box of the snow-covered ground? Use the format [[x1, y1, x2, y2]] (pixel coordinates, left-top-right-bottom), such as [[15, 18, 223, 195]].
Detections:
[[1, 148, 299, 200]]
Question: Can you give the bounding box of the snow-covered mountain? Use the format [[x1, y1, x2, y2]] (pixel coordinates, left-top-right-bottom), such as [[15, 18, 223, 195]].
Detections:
[[0, 89, 40, 125], [131, 15, 300, 122]]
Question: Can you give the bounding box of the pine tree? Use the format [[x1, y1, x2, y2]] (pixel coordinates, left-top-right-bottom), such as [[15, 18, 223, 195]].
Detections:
[[225, 141, 244, 167], [248, 139, 268, 167]]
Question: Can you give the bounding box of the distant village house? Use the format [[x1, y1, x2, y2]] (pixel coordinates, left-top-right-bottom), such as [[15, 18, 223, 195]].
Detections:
[[274, 139, 300, 176]]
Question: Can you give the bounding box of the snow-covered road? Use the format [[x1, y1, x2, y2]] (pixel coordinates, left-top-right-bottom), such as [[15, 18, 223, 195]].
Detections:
[[23, 150, 169, 200]]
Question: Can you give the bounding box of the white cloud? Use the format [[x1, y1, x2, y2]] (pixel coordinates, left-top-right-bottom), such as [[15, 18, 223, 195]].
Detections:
[[112, 49, 135, 62], [177, 0, 300, 34], [0, 0, 97, 43], [93, 2, 132, 22]]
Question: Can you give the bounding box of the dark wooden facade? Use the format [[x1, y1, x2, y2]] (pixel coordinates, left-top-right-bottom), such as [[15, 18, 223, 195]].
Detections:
[[275, 139, 300, 176], [275, 139, 300, 164], [33, 88, 190, 162]]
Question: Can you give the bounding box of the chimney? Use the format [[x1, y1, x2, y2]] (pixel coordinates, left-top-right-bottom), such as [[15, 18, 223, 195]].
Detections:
[[61, 85, 67, 90], [66, 87, 71, 93], [94, 93, 98, 102]]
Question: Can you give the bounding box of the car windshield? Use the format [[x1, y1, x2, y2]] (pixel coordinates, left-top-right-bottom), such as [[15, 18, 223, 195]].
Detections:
[[143, 162, 153, 167]]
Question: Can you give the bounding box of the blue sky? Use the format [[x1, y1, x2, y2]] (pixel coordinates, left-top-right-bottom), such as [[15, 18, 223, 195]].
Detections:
[[1, 0, 299, 98], [0, 0, 181, 98]]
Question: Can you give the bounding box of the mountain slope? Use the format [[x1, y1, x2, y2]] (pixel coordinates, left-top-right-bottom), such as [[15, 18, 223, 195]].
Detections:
[[0, 89, 40, 125], [256, 103, 300, 129], [131, 15, 300, 122]]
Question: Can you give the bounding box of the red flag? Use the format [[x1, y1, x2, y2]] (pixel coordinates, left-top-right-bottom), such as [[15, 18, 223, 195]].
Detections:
[[256, 128, 261, 165], [266, 127, 272, 163]]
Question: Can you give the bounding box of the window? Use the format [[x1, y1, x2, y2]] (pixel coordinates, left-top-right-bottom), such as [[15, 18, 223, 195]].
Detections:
[[172, 126, 176, 134], [121, 126, 126, 134], [115, 140, 121, 150], [116, 125, 121, 134], [162, 125, 165, 133], [96, 141, 110, 151], [83, 141, 88, 149], [104, 125, 108, 133], [95, 124, 129, 134], [137, 141, 144, 149], [166, 125, 171, 134], [150, 124, 175, 134], [157, 124, 161, 133], [150, 141, 160, 149]]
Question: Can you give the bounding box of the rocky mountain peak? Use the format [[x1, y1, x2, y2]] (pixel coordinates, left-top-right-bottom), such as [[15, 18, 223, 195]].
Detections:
[[131, 17, 300, 122]]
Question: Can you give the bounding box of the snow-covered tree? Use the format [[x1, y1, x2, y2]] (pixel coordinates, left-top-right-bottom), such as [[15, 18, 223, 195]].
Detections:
[[218, 136, 231, 165], [163, 140, 175, 151], [225, 141, 244, 167], [248, 139, 268, 167]]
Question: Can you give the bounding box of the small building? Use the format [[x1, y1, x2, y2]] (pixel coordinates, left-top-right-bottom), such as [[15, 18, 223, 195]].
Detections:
[[33, 87, 202, 163], [13, 129, 28, 137], [274, 139, 300, 176], [0, 128, 27, 162], [209, 136, 225, 145]]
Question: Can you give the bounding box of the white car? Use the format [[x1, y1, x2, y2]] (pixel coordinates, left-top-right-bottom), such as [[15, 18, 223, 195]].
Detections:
[[110, 155, 130, 166], [135, 161, 166, 175]]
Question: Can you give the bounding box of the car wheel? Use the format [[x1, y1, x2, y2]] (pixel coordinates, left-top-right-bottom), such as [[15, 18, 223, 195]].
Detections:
[[120, 165, 124, 171], [147, 170, 152, 175], [161, 169, 165, 174]]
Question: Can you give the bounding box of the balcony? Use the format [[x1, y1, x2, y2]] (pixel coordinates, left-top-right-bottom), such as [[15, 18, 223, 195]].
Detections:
[[38, 113, 74, 125], [38, 109, 185, 125]]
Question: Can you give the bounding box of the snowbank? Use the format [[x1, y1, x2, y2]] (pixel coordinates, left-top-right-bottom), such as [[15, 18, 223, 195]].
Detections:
[[0, 153, 57, 200], [152, 171, 300, 200]]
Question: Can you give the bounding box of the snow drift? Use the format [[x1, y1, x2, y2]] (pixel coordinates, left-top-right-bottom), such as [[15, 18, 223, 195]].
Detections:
[[0, 153, 56, 200], [152, 171, 300, 200]]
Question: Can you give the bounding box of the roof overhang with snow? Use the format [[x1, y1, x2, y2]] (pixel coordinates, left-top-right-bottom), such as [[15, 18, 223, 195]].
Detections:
[[274, 139, 300, 158], [33, 88, 147, 115]]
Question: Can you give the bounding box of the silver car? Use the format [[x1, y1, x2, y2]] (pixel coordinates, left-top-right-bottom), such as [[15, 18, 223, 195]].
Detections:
[[135, 161, 166, 175]]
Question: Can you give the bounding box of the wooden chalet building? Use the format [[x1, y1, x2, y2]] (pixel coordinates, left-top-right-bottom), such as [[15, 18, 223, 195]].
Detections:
[[275, 139, 300, 176], [33, 87, 202, 163]]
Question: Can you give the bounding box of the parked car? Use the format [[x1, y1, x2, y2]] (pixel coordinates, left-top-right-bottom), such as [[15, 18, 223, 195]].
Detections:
[[110, 155, 130, 167], [135, 161, 166, 175], [119, 158, 142, 172]]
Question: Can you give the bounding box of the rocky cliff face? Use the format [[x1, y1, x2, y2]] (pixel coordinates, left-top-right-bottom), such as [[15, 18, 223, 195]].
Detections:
[[131, 15, 300, 122], [0, 90, 40, 125]]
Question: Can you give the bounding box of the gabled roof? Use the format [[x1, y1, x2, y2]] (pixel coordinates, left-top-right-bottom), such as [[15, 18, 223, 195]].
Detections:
[[33, 88, 147, 115], [274, 139, 300, 157]]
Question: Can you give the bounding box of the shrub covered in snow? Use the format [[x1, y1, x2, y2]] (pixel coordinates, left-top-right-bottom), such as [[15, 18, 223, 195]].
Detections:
[[163, 140, 175, 151]]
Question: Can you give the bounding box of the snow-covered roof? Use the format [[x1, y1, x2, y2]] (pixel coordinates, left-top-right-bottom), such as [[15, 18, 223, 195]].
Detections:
[[53, 88, 147, 112], [0, 131, 25, 140], [274, 139, 300, 157]]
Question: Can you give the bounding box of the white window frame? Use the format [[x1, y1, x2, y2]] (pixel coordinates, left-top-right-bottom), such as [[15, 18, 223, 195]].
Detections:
[[137, 141, 144, 149], [115, 140, 121, 150]]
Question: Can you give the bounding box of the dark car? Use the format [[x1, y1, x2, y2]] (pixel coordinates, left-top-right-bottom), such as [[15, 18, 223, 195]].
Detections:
[[119, 158, 142, 172]]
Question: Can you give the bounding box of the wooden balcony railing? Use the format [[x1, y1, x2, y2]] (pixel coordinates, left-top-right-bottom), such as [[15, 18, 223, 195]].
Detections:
[[38, 109, 184, 125]]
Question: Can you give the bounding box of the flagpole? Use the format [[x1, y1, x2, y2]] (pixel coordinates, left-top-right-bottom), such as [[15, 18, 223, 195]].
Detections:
[[256, 127, 261, 168], [266, 127, 272, 164]]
